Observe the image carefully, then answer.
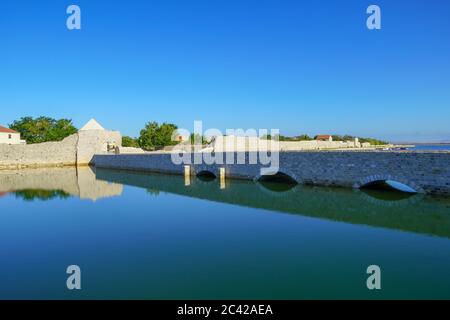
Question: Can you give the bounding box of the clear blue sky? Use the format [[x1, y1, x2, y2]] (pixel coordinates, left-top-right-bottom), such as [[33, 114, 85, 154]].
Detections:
[[1, 0, 450, 142]]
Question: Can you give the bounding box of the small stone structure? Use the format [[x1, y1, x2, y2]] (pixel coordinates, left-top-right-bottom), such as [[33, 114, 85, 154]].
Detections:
[[0, 119, 121, 170], [115, 146, 147, 154]]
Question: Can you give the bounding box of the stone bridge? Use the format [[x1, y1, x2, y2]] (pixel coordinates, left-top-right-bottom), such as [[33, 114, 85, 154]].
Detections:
[[92, 151, 450, 196]]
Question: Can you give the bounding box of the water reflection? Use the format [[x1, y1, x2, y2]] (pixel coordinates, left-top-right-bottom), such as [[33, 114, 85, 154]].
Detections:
[[14, 189, 71, 201], [258, 181, 297, 193], [0, 167, 123, 201], [361, 188, 416, 202], [94, 168, 450, 239], [1, 167, 450, 238], [196, 171, 217, 182]]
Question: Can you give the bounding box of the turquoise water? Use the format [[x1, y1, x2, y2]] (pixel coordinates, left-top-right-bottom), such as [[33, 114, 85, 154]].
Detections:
[[1, 167, 450, 299]]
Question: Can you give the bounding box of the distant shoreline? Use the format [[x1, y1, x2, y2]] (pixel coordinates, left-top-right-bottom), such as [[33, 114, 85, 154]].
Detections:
[[393, 142, 450, 145]]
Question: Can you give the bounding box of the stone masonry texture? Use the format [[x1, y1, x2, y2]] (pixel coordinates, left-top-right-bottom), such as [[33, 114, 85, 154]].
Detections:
[[92, 151, 450, 196]]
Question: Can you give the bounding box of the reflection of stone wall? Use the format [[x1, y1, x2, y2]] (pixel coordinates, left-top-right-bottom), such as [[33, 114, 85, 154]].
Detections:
[[95, 168, 450, 239], [77, 167, 123, 201], [0, 167, 123, 201], [0, 130, 121, 170], [0, 167, 79, 195]]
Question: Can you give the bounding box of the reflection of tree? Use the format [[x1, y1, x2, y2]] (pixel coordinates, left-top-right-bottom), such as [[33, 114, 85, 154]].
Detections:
[[146, 188, 160, 197], [14, 189, 71, 201]]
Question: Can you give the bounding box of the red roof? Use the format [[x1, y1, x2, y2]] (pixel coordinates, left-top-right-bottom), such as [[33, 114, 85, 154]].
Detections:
[[0, 125, 18, 133], [316, 135, 332, 140]]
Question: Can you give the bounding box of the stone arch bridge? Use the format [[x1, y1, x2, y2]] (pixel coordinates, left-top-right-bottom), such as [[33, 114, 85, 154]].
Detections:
[[93, 151, 450, 196]]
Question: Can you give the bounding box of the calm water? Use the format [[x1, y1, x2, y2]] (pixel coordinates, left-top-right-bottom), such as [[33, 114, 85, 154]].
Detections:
[[409, 144, 450, 151], [1, 167, 450, 299]]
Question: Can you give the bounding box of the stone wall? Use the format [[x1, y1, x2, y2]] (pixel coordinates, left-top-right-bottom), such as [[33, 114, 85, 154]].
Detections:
[[0, 134, 78, 170], [92, 151, 450, 196], [0, 130, 121, 170], [91, 153, 185, 175], [210, 136, 366, 152], [279, 140, 362, 151], [115, 146, 147, 154]]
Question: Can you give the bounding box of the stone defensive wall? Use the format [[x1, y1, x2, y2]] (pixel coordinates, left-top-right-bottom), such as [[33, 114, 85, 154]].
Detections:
[[210, 135, 377, 152], [0, 134, 78, 170], [0, 130, 120, 170], [92, 151, 450, 196]]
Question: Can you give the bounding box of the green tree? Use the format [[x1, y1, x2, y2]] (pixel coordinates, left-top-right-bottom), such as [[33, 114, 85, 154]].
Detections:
[[331, 134, 388, 145], [261, 133, 312, 141], [48, 119, 78, 141], [294, 134, 313, 141], [9, 116, 77, 144], [190, 133, 208, 145], [138, 121, 178, 150], [122, 136, 139, 148], [158, 123, 179, 147]]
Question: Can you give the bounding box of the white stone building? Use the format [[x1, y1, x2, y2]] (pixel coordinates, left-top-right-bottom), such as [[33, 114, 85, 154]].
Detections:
[[77, 119, 122, 163], [0, 125, 26, 145]]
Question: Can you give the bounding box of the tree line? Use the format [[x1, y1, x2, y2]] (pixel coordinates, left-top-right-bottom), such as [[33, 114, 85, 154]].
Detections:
[[122, 121, 179, 151], [9, 117, 180, 151], [9, 116, 388, 148], [9, 117, 78, 144], [261, 133, 388, 145]]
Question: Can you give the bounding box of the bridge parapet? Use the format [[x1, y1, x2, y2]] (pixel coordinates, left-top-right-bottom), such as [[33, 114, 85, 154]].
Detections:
[[92, 151, 450, 196]]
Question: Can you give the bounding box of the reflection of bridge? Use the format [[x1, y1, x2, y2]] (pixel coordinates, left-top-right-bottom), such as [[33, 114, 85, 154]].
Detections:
[[93, 151, 450, 196], [95, 168, 450, 239], [0, 167, 123, 201]]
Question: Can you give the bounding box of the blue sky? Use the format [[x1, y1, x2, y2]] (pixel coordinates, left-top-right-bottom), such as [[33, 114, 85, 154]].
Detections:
[[1, 0, 449, 142]]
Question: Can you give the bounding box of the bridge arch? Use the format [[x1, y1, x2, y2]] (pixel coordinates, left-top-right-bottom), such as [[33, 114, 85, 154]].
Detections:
[[195, 170, 217, 180], [354, 174, 425, 194], [255, 170, 300, 185], [192, 165, 220, 178]]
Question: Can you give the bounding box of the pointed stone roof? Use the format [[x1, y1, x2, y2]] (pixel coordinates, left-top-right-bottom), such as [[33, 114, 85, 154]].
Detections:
[[80, 119, 105, 131]]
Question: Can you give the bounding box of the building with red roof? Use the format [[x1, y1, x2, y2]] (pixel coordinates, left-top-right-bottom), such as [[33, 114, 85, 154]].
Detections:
[[0, 125, 26, 145], [316, 135, 333, 142]]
